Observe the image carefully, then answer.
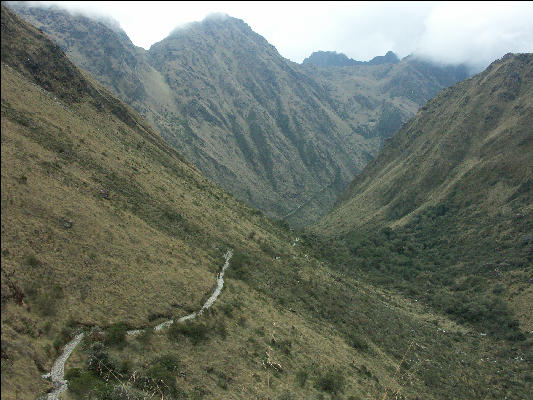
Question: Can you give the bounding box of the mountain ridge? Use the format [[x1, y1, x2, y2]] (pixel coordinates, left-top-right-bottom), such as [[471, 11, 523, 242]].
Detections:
[[9, 3, 470, 227], [302, 50, 400, 67]]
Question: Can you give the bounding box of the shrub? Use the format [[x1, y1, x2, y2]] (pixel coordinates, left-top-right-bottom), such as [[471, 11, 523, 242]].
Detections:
[[168, 320, 209, 345], [220, 302, 234, 317], [25, 254, 41, 267], [272, 338, 292, 355], [104, 322, 127, 346], [216, 320, 228, 339], [153, 354, 180, 372], [278, 390, 294, 400], [296, 368, 308, 387], [87, 342, 115, 377], [34, 285, 64, 316], [53, 326, 73, 353], [137, 328, 153, 345], [229, 250, 252, 280], [65, 368, 103, 397], [349, 334, 370, 352], [133, 355, 184, 397], [314, 367, 345, 394]]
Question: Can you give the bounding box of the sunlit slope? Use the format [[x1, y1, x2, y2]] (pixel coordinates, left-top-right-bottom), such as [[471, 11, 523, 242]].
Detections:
[[0, 5, 293, 396], [316, 53, 533, 237]]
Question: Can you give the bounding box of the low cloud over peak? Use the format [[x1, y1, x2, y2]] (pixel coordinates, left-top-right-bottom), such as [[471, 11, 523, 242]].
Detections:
[[8, 1, 533, 71]]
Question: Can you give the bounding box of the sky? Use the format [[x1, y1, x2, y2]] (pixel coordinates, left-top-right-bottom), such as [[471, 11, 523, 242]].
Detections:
[[17, 1, 533, 71]]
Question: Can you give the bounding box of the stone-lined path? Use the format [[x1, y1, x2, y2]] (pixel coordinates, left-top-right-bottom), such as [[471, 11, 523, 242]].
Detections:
[[43, 250, 232, 400]]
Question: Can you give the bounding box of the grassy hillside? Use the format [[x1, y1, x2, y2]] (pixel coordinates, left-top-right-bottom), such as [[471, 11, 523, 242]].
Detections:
[[9, 4, 468, 227], [2, 6, 531, 400], [315, 53, 532, 245], [0, 5, 292, 397], [311, 53, 532, 344]]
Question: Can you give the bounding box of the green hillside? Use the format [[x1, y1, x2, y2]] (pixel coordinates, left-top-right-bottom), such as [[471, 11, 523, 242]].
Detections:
[[9, 4, 468, 227], [312, 53, 533, 342]]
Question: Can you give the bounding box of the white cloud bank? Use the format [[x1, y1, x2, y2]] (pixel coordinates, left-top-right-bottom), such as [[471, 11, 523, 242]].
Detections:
[[11, 1, 533, 71]]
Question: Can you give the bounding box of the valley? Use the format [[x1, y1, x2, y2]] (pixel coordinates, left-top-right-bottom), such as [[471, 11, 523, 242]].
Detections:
[[1, 4, 531, 400], [9, 4, 469, 227]]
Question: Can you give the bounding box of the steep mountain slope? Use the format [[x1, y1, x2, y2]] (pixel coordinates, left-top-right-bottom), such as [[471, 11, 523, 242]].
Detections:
[[3, 6, 531, 400], [316, 53, 532, 237], [9, 4, 469, 227], [312, 53, 532, 339], [0, 6, 301, 397]]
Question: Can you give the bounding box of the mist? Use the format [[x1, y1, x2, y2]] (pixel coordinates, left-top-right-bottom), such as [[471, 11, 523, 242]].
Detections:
[[8, 1, 533, 71]]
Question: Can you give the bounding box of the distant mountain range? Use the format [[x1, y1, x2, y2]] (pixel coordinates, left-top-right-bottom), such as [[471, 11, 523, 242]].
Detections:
[[302, 50, 400, 67], [9, 4, 469, 227], [316, 53, 533, 237]]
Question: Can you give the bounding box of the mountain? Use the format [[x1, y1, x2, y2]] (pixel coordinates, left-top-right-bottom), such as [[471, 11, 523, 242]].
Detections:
[[0, 5, 309, 397], [302, 50, 399, 67], [316, 53, 533, 239], [368, 50, 400, 65], [9, 4, 469, 227], [302, 50, 363, 66], [312, 53, 532, 340], [2, 6, 531, 400]]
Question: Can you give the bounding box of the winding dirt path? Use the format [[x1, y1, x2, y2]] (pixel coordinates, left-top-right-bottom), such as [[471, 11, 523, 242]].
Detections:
[[43, 250, 232, 400]]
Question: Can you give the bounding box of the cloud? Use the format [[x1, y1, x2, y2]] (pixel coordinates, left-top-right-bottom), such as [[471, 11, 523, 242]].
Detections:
[[9, 1, 533, 70], [414, 2, 533, 71]]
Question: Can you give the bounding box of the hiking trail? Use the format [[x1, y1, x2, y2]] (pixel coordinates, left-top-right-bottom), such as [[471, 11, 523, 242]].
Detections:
[[42, 250, 232, 400]]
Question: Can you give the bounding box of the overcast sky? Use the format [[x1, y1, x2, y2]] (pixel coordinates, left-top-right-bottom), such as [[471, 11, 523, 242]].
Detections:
[[18, 1, 533, 71]]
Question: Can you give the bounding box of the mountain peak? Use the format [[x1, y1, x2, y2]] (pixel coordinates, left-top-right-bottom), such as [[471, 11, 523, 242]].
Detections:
[[169, 13, 253, 37], [302, 51, 361, 67], [302, 50, 399, 67], [368, 50, 399, 65]]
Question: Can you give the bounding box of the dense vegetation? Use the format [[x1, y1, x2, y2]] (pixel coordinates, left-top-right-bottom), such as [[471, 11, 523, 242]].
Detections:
[[305, 206, 531, 341]]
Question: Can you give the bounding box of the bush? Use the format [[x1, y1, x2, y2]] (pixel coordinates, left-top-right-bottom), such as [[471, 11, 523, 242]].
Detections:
[[278, 390, 294, 400], [137, 328, 153, 345], [349, 334, 369, 352], [168, 320, 209, 345], [65, 368, 102, 397], [104, 322, 127, 346], [133, 355, 185, 397], [229, 250, 252, 280], [35, 285, 64, 316], [53, 326, 73, 353], [25, 254, 41, 267], [314, 367, 345, 394], [87, 342, 115, 377], [153, 354, 180, 372], [216, 320, 228, 339], [296, 368, 308, 387]]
